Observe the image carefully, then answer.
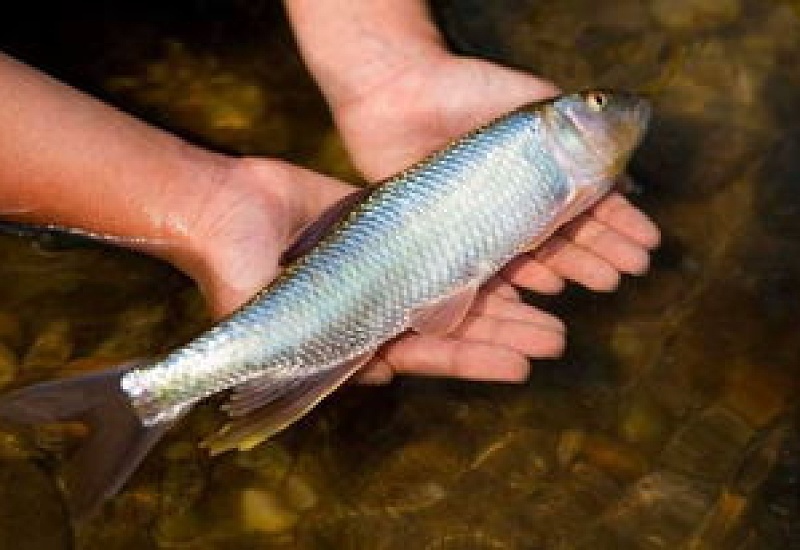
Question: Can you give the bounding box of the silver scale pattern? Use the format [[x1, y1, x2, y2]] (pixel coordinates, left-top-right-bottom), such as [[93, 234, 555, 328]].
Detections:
[[122, 109, 573, 424]]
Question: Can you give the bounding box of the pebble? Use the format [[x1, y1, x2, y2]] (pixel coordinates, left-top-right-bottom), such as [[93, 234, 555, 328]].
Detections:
[[284, 474, 318, 511], [21, 319, 73, 371], [650, 0, 740, 31], [241, 488, 298, 533], [0, 311, 22, 348], [0, 342, 18, 386], [686, 489, 747, 549], [660, 404, 755, 481]]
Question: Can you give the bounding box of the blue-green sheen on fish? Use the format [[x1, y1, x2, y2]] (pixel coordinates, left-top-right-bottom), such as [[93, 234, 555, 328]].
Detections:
[[0, 90, 650, 519]]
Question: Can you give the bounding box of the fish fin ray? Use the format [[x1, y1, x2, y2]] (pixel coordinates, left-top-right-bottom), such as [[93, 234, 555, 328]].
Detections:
[[0, 361, 176, 521], [410, 281, 479, 336], [222, 376, 300, 418], [523, 181, 613, 253], [280, 186, 375, 265], [205, 352, 374, 454]]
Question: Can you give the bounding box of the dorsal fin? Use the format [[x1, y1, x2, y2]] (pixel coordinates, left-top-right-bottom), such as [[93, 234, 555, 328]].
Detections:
[[280, 186, 375, 265]]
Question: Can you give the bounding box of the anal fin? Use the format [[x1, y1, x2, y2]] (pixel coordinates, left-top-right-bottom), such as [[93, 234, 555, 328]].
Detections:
[[203, 352, 374, 455]]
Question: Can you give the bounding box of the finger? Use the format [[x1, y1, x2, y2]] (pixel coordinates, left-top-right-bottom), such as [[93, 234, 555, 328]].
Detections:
[[353, 358, 395, 385], [377, 334, 531, 382], [589, 192, 660, 249], [473, 292, 565, 332], [500, 256, 566, 294], [561, 216, 650, 275], [353, 293, 566, 384], [534, 236, 621, 292], [482, 278, 520, 301], [451, 315, 565, 358]]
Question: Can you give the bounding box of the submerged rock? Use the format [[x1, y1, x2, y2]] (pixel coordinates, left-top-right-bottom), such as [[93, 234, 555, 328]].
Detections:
[[0, 312, 22, 349], [0, 343, 17, 387], [241, 488, 299, 534], [660, 404, 755, 482], [93, 303, 169, 359], [0, 460, 70, 550], [650, 0, 741, 31], [21, 319, 73, 372], [600, 471, 715, 548]]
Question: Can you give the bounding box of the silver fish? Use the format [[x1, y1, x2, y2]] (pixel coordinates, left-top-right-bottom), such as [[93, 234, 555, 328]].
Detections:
[[0, 90, 650, 518]]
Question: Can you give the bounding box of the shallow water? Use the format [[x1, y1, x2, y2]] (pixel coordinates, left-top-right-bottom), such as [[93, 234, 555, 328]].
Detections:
[[1, 1, 799, 548]]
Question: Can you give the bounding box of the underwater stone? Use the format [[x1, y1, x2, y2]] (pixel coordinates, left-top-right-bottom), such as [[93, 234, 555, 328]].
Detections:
[[660, 404, 755, 482], [618, 389, 675, 453], [241, 488, 299, 533], [93, 303, 169, 359], [601, 471, 715, 548], [569, 433, 649, 481], [0, 311, 22, 349], [650, 0, 740, 31], [732, 425, 792, 496], [721, 363, 793, 428], [283, 474, 318, 511], [686, 489, 748, 549], [469, 428, 552, 492], [0, 432, 35, 460], [0, 343, 18, 387], [0, 460, 71, 549], [530, 463, 622, 542], [234, 442, 294, 481], [355, 436, 465, 514], [21, 319, 73, 372]]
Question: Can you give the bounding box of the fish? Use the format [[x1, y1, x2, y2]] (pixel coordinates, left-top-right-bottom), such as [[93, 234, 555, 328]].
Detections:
[[0, 90, 650, 520]]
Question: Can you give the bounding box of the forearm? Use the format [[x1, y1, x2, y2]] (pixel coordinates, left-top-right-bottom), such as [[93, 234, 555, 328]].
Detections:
[[284, 0, 447, 110], [0, 53, 231, 260]]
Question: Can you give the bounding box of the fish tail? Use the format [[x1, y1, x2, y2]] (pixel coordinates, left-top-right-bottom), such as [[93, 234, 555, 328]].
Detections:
[[0, 361, 174, 521]]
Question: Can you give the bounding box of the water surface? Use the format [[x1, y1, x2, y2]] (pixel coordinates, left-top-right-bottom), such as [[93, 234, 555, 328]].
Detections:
[[0, 1, 798, 548]]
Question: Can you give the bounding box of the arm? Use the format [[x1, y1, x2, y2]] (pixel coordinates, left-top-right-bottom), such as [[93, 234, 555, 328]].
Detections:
[[0, 55, 216, 245], [0, 53, 224, 276], [283, 1, 446, 112], [0, 53, 350, 315]]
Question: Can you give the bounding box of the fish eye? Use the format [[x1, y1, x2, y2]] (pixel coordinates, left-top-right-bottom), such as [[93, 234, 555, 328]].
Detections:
[[585, 92, 608, 112]]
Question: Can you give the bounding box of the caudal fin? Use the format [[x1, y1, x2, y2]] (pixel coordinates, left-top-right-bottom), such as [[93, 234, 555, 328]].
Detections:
[[0, 362, 174, 521]]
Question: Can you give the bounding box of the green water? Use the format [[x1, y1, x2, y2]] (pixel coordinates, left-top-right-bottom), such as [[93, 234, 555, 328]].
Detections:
[[1, 1, 799, 548]]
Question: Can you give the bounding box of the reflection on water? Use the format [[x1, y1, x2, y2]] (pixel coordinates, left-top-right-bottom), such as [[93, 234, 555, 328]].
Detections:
[[1, 0, 799, 548]]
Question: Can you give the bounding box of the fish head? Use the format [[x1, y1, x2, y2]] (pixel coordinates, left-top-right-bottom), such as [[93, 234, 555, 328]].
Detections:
[[540, 90, 650, 202]]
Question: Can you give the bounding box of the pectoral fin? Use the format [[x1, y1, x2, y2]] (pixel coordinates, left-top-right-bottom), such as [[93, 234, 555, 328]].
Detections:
[[522, 182, 612, 253], [203, 352, 374, 454], [410, 281, 479, 336]]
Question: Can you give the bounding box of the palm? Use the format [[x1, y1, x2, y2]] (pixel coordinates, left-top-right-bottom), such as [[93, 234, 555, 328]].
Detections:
[[336, 56, 560, 181]]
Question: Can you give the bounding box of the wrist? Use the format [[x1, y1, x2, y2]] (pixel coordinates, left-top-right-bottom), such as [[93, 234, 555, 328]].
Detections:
[[146, 146, 242, 293], [284, 0, 449, 113], [161, 155, 319, 317]]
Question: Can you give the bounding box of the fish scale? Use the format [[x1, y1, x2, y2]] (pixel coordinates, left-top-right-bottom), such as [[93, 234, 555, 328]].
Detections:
[[122, 110, 571, 424]]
